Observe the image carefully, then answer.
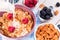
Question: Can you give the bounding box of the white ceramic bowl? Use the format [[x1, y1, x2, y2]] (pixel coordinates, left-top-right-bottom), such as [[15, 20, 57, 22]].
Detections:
[[37, 6, 55, 22], [34, 23, 60, 40]]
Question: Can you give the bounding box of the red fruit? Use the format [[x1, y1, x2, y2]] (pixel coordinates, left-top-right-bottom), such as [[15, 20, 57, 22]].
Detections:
[[25, 0, 29, 4], [22, 18, 29, 24], [33, 0, 37, 5], [7, 13, 13, 20], [29, 0, 33, 4], [24, 0, 37, 8], [25, 2, 30, 7], [29, 4, 34, 7], [8, 26, 15, 32]]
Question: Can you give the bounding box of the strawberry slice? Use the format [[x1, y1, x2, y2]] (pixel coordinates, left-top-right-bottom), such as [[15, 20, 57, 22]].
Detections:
[[22, 18, 29, 24], [8, 26, 15, 32], [7, 13, 13, 20]]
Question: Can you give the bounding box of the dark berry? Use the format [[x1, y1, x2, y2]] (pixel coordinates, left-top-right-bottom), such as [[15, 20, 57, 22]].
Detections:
[[57, 24, 60, 29], [40, 14, 45, 19], [49, 6, 53, 9], [14, 0, 19, 3], [40, 10, 46, 16], [49, 13, 53, 17], [46, 8, 51, 13], [56, 2, 60, 7], [43, 7, 48, 11], [45, 15, 50, 19]]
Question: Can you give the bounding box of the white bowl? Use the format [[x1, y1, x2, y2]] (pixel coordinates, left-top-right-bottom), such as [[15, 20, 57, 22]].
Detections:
[[37, 6, 55, 22], [34, 23, 60, 40]]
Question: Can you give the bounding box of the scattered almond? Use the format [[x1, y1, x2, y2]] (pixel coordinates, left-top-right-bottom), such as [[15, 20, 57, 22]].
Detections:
[[54, 10, 59, 16]]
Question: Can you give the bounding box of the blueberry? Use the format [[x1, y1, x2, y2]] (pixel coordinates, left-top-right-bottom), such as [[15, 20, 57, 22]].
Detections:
[[57, 24, 60, 29], [56, 2, 60, 7], [46, 8, 51, 13], [49, 13, 53, 17], [43, 7, 48, 11], [14, 0, 19, 3], [40, 14, 45, 19], [49, 6, 53, 9], [40, 10, 46, 16], [45, 15, 50, 19]]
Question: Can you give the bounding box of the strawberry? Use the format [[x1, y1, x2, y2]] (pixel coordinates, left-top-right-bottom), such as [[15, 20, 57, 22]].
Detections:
[[7, 13, 13, 20], [22, 18, 29, 24], [8, 26, 15, 32]]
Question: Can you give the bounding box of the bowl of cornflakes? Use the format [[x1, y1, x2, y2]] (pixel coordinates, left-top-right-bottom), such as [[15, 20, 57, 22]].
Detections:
[[34, 23, 60, 40]]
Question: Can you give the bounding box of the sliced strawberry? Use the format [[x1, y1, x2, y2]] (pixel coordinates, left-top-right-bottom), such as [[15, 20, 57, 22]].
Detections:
[[8, 26, 15, 32], [7, 13, 13, 20], [22, 18, 29, 24]]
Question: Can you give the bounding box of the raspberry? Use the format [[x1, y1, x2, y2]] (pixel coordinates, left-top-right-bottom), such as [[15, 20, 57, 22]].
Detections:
[[29, 4, 34, 7], [25, 0, 29, 4], [8, 26, 15, 32], [24, 0, 37, 8], [33, 0, 37, 5], [7, 13, 13, 20], [22, 18, 29, 24]]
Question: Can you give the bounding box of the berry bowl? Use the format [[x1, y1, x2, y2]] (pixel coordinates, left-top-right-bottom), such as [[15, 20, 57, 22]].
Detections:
[[34, 23, 60, 40], [37, 6, 55, 22]]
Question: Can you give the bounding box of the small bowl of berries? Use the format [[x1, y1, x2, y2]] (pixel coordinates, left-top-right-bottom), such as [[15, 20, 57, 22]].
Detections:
[[38, 6, 54, 22], [23, 0, 38, 8]]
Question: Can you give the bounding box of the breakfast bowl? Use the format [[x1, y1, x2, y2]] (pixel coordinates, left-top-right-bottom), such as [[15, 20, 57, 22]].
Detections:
[[34, 23, 60, 40], [37, 3, 55, 22], [0, 4, 36, 40]]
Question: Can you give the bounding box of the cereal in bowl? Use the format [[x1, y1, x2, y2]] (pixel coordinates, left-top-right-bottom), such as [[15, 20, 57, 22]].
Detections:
[[0, 8, 34, 38], [36, 24, 59, 40]]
